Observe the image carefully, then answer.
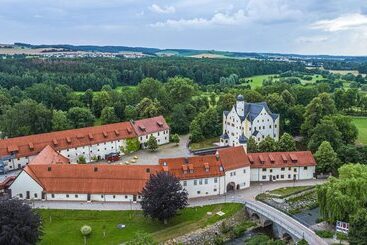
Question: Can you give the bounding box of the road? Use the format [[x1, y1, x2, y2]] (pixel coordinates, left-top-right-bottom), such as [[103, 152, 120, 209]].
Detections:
[[32, 179, 326, 210]]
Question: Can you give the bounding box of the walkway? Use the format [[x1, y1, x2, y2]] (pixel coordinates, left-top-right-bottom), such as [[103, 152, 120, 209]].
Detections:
[[31, 179, 326, 210]]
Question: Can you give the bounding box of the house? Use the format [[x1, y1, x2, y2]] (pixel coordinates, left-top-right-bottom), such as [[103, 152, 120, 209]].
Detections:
[[220, 95, 279, 149], [9, 144, 317, 202], [131, 116, 170, 148], [0, 116, 169, 172], [248, 151, 316, 181]]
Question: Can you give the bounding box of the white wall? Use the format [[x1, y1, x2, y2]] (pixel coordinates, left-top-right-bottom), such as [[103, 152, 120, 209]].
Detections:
[[224, 166, 251, 191], [10, 171, 43, 200], [181, 176, 225, 198], [138, 129, 170, 147], [250, 166, 315, 182]]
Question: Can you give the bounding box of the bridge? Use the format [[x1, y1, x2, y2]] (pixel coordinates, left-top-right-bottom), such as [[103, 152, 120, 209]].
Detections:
[[241, 199, 327, 245]]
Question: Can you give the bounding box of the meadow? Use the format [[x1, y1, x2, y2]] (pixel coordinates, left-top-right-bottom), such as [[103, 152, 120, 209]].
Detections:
[[38, 203, 243, 245], [352, 117, 367, 145]]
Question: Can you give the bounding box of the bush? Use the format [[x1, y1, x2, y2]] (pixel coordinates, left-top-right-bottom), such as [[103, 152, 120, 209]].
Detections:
[[220, 221, 232, 234], [124, 138, 140, 154], [297, 239, 309, 245], [336, 232, 348, 241], [315, 230, 334, 238], [213, 235, 224, 245], [233, 221, 255, 238], [77, 155, 86, 164]]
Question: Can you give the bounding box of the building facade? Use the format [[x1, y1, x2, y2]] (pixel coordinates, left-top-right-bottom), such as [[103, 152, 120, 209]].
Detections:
[[0, 116, 170, 173], [220, 95, 279, 148], [9, 145, 316, 202]]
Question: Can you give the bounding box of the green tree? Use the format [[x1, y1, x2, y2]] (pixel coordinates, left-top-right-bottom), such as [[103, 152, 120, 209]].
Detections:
[[0, 99, 52, 137], [258, 136, 277, 152], [314, 141, 341, 175], [147, 135, 158, 152], [91, 91, 111, 117], [301, 93, 336, 137], [170, 134, 180, 146], [349, 208, 367, 245], [317, 164, 367, 223], [67, 107, 95, 129], [307, 118, 342, 152], [216, 93, 236, 113], [247, 137, 258, 153], [277, 133, 296, 151], [171, 103, 196, 134], [82, 89, 94, 108], [137, 77, 165, 100], [100, 106, 119, 125], [165, 76, 198, 105], [136, 98, 163, 119], [326, 115, 358, 145], [285, 104, 305, 135], [52, 110, 71, 131], [190, 119, 204, 143], [123, 138, 140, 154], [124, 105, 138, 120]]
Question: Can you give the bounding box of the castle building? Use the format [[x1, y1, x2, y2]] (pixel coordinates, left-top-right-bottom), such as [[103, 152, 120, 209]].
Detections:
[[220, 95, 279, 148]]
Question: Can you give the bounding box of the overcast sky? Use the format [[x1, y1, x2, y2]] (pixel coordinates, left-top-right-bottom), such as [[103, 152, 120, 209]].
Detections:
[[1, 0, 367, 55]]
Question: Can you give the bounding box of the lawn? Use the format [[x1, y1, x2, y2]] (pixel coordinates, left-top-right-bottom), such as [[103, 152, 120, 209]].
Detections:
[[268, 186, 313, 198], [38, 203, 243, 245], [244, 74, 279, 88], [352, 117, 367, 145], [190, 137, 219, 150]]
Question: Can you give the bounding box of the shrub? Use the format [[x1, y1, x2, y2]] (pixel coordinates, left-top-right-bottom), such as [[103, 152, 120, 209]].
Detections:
[[315, 230, 334, 238], [220, 221, 232, 234], [213, 235, 224, 245], [77, 155, 86, 164], [336, 232, 348, 241]]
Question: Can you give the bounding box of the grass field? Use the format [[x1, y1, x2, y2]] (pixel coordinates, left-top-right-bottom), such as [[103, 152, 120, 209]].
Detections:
[[269, 186, 312, 197], [38, 203, 242, 244], [352, 117, 367, 145]]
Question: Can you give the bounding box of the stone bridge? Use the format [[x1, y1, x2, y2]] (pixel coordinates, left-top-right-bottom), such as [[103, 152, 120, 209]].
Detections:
[[242, 200, 327, 245]]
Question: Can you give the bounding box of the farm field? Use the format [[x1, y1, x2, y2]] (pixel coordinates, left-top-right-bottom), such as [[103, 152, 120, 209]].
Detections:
[[243, 74, 324, 88], [38, 203, 242, 244], [352, 117, 367, 145]]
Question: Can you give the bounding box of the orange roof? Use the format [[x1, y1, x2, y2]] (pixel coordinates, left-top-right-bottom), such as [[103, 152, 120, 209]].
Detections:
[[24, 164, 163, 195], [0, 121, 136, 158], [159, 155, 224, 180], [132, 116, 169, 136], [247, 151, 316, 168], [0, 176, 16, 190], [217, 146, 250, 170], [29, 145, 69, 165]]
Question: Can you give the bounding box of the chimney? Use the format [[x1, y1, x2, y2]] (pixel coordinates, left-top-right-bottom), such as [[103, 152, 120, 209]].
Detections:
[[215, 151, 220, 161]]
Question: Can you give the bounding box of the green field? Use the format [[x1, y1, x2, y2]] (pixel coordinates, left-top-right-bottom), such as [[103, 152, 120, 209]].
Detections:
[[190, 137, 219, 150], [243, 74, 324, 88], [352, 117, 367, 145], [269, 186, 312, 197], [38, 203, 242, 244]]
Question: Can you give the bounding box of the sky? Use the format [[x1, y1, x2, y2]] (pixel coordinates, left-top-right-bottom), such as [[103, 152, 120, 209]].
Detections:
[[1, 0, 367, 55]]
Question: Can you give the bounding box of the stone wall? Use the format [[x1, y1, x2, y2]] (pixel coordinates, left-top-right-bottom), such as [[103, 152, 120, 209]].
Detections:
[[164, 208, 248, 245]]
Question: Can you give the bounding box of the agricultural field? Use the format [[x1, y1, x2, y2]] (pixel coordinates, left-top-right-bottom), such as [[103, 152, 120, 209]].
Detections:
[[352, 117, 367, 145], [38, 203, 242, 244], [243, 74, 324, 88]]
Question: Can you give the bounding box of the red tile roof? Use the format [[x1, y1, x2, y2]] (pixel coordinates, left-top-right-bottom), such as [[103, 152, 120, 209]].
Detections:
[[0, 176, 16, 190], [0, 121, 136, 158], [159, 155, 224, 180], [247, 151, 316, 168], [28, 145, 69, 165], [24, 164, 163, 195], [217, 146, 250, 170], [132, 116, 169, 136]]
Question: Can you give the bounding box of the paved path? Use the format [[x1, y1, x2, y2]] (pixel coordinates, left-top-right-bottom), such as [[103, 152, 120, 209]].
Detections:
[[243, 200, 327, 245], [32, 179, 326, 210]]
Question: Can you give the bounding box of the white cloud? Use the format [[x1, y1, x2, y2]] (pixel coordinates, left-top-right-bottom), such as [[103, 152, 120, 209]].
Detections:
[[150, 10, 247, 28], [311, 13, 367, 31], [296, 36, 329, 44], [149, 4, 175, 14]]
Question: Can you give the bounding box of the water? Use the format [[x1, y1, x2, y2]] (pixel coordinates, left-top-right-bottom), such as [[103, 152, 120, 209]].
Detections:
[[225, 225, 275, 245], [292, 207, 320, 227]]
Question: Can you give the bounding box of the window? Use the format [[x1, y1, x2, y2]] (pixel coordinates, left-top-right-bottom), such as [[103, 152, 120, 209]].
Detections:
[[197, 191, 201, 194], [243, 169, 246, 173], [34, 193, 38, 198], [199, 179, 203, 185], [113, 195, 116, 199], [281, 167, 285, 171], [125, 195, 128, 199], [304, 166, 308, 170], [276, 175, 279, 179], [294, 168, 297, 172], [194, 180, 197, 185], [262, 168, 266, 172], [66, 194, 69, 198], [288, 167, 291, 170], [75, 194, 78, 198], [288, 174, 291, 178], [51, 194, 55, 198], [281, 175, 284, 179], [262, 175, 267, 180], [183, 181, 187, 186], [19, 194, 23, 198], [204, 179, 208, 184], [214, 178, 218, 183], [214, 189, 217, 192], [101, 195, 104, 198], [243, 182, 246, 186]]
